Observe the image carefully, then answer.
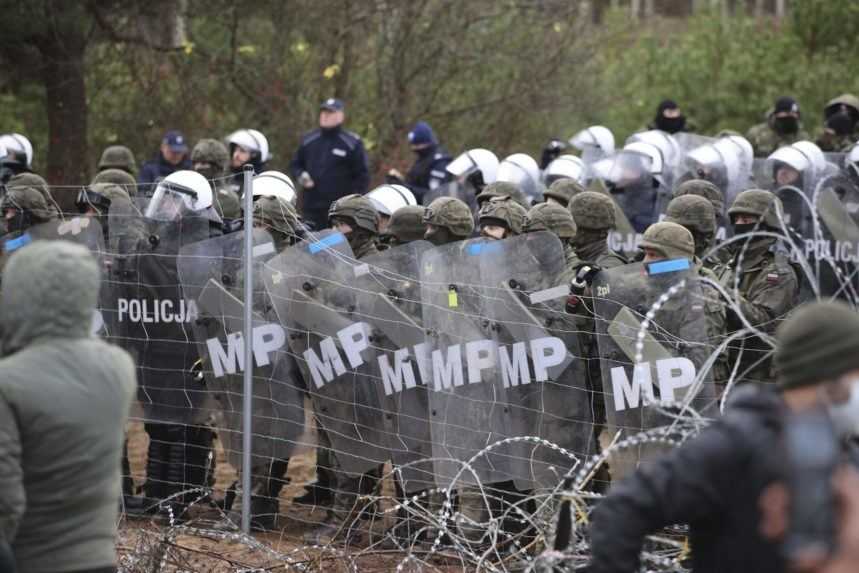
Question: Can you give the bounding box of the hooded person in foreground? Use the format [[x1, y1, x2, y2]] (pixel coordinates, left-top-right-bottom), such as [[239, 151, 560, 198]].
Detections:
[[0, 240, 137, 573], [587, 300, 859, 573]]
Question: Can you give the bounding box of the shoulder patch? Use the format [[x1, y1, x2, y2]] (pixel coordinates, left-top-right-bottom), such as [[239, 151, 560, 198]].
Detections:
[[765, 272, 781, 285], [337, 131, 359, 151], [303, 129, 322, 144]]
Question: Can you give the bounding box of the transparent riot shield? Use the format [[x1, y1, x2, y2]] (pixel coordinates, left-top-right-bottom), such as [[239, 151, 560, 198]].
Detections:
[[592, 260, 718, 480], [263, 230, 390, 475], [2, 216, 109, 336], [420, 238, 517, 487], [353, 240, 434, 493], [107, 200, 219, 425], [480, 232, 595, 490], [177, 229, 306, 471]]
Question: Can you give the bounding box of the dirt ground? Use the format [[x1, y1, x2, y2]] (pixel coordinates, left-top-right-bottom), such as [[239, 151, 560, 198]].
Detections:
[[121, 418, 467, 571]]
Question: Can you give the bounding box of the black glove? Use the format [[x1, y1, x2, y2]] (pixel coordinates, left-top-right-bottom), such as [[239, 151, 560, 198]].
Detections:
[[571, 264, 601, 292], [540, 138, 567, 169]]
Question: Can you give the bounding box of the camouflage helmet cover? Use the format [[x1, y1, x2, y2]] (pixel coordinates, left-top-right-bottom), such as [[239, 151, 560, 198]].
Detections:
[[727, 188, 783, 229], [385, 205, 426, 243], [328, 193, 379, 234], [254, 195, 301, 238], [97, 145, 137, 174], [191, 138, 231, 173], [543, 178, 585, 206], [477, 195, 528, 235], [6, 172, 57, 215], [640, 221, 695, 260], [423, 196, 475, 237], [664, 194, 716, 235], [1, 185, 55, 222], [673, 178, 725, 214], [475, 181, 530, 208], [568, 190, 616, 230], [523, 202, 577, 238], [90, 168, 138, 196]]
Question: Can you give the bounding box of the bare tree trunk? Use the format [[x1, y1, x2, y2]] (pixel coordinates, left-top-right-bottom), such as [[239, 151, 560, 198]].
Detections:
[[631, 0, 641, 19], [40, 35, 88, 204], [775, 0, 786, 19]]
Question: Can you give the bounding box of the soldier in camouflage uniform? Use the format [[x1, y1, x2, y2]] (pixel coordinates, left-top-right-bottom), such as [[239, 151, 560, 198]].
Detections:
[[422, 196, 475, 246], [1, 184, 57, 235], [377, 205, 425, 249], [477, 195, 528, 240], [662, 200, 730, 391], [713, 189, 799, 385], [303, 194, 391, 542], [191, 138, 241, 223], [4, 173, 59, 221], [91, 168, 138, 198], [328, 193, 379, 259], [565, 192, 627, 480], [815, 93, 859, 152], [474, 180, 530, 210], [523, 201, 579, 281], [664, 194, 722, 266], [252, 195, 304, 252], [543, 178, 586, 208], [568, 191, 627, 268], [746, 96, 811, 158], [97, 145, 137, 176]]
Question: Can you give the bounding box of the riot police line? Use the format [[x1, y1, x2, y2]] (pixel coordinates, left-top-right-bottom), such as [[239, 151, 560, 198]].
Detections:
[[4, 129, 859, 553]]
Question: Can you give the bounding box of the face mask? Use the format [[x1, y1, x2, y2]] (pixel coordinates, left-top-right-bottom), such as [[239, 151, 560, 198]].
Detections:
[[773, 116, 799, 135], [656, 115, 686, 134], [828, 380, 859, 437], [732, 222, 758, 236]]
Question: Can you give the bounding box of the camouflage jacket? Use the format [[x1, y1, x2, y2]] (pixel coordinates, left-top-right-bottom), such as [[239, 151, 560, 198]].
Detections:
[[745, 122, 811, 158], [713, 238, 799, 383]]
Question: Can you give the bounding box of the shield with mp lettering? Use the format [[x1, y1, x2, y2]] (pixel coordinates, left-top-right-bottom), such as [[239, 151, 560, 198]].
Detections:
[[352, 240, 435, 493], [263, 229, 390, 476], [480, 231, 595, 490], [177, 228, 306, 471], [591, 260, 718, 480]]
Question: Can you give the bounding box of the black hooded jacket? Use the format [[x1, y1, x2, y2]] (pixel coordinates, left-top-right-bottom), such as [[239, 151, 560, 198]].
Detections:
[[589, 385, 787, 573]]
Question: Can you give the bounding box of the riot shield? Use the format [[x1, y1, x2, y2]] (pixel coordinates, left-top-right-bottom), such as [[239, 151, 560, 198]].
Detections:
[[480, 232, 594, 490], [592, 261, 718, 480], [420, 237, 513, 486], [353, 240, 435, 493], [263, 230, 390, 475], [107, 200, 219, 425], [2, 216, 108, 335], [177, 229, 306, 471]]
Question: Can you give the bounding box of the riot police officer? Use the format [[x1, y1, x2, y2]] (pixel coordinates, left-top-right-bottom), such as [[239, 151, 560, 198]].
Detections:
[[328, 193, 380, 259], [477, 195, 528, 240], [97, 145, 137, 177], [387, 121, 452, 202], [378, 205, 426, 249]]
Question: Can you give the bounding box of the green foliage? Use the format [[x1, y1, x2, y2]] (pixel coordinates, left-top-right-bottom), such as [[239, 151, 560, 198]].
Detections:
[[595, 3, 857, 143], [2, 0, 859, 182]]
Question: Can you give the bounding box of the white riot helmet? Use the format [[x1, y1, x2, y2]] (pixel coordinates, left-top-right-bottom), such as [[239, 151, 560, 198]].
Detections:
[[446, 148, 499, 187], [0, 133, 33, 167], [570, 125, 615, 155], [765, 140, 826, 190], [227, 129, 271, 163], [252, 171, 296, 205], [145, 170, 215, 221], [845, 144, 859, 182], [496, 153, 541, 202], [366, 184, 417, 217], [543, 154, 587, 185]]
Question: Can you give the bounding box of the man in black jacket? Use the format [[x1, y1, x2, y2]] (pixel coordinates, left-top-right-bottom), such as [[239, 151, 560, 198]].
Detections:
[[137, 130, 192, 191], [289, 98, 370, 230], [588, 300, 859, 573], [386, 121, 451, 203]]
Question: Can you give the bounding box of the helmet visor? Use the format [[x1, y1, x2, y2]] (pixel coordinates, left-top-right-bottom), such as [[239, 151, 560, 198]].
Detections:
[[144, 181, 197, 221]]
